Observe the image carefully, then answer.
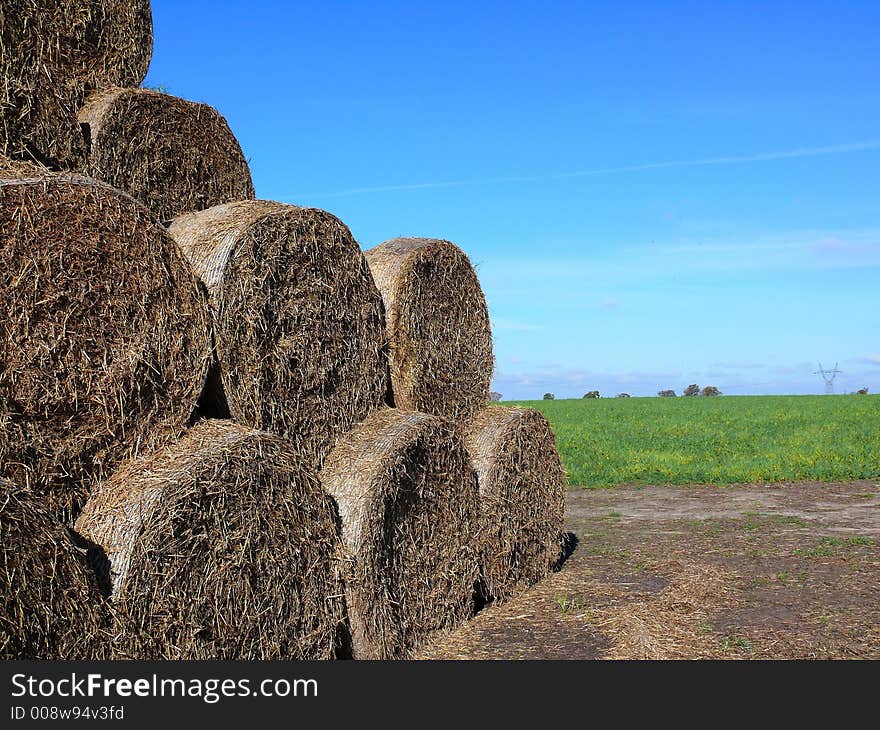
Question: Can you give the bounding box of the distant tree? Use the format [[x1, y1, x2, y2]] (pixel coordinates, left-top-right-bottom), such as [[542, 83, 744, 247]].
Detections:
[[489, 391, 503, 402], [658, 389, 676, 397], [616, 392, 631, 398], [700, 385, 722, 396], [857, 387, 869, 395], [683, 384, 700, 397], [583, 390, 600, 399], [543, 392, 555, 400]]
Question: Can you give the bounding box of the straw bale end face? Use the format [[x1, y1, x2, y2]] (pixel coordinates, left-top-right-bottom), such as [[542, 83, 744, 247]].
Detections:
[[463, 407, 566, 603], [169, 201, 388, 470], [365, 238, 493, 424], [75, 420, 346, 660], [0, 171, 212, 522], [0, 478, 109, 659], [79, 88, 254, 222], [0, 1, 153, 168], [320, 409, 481, 659]]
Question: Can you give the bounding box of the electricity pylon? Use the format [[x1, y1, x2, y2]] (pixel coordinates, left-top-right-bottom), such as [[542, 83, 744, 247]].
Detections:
[[814, 362, 841, 395]]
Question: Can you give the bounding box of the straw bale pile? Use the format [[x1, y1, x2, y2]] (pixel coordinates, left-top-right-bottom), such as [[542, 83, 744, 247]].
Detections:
[[0, 1, 569, 662]]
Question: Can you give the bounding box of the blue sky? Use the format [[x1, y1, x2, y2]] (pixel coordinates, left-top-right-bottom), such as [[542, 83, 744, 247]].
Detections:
[[146, 1, 880, 398]]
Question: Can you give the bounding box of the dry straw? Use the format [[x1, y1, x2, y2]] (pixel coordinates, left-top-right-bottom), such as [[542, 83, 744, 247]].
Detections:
[[0, 1, 152, 168], [169, 200, 388, 471], [0, 478, 108, 659], [75, 420, 346, 660], [0, 154, 47, 177], [464, 407, 565, 603], [0, 169, 212, 522], [79, 88, 255, 222], [365, 238, 494, 424], [320, 408, 481, 659]]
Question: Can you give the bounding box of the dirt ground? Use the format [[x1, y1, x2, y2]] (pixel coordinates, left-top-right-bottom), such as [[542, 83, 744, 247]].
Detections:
[[422, 480, 880, 659]]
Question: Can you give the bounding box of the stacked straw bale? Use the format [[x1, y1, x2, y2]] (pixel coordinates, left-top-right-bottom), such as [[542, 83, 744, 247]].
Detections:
[[169, 200, 388, 470], [0, 478, 108, 659], [0, 168, 212, 522], [0, 1, 152, 168], [320, 408, 480, 659], [75, 420, 346, 660], [365, 238, 494, 424], [463, 407, 566, 603], [79, 88, 255, 221], [0, 3, 570, 663]]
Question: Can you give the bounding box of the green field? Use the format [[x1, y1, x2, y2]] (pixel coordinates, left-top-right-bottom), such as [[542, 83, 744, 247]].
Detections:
[[505, 395, 880, 488]]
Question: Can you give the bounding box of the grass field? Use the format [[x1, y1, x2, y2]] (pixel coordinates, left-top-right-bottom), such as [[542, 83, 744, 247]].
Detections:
[[504, 395, 880, 488]]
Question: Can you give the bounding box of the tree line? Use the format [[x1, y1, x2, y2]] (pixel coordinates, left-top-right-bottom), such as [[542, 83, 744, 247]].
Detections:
[[537, 384, 723, 400]]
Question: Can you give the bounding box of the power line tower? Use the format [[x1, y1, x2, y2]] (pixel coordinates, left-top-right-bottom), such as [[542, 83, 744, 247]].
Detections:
[[814, 362, 841, 394]]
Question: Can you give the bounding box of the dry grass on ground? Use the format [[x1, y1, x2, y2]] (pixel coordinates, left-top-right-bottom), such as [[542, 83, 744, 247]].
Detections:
[[422, 480, 880, 659]]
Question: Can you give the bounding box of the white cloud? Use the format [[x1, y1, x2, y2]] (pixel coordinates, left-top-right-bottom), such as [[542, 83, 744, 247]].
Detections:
[[862, 354, 880, 365]]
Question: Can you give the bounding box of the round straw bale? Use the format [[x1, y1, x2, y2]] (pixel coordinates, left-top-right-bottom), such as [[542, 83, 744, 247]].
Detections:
[[0, 478, 108, 659], [75, 420, 346, 660], [0, 171, 212, 522], [365, 238, 494, 424], [463, 407, 566, 603], [169, 200, 388, 470], [0, 1, 152, 168], [320, 408, 480, 659], [79, 88, 255, 222]]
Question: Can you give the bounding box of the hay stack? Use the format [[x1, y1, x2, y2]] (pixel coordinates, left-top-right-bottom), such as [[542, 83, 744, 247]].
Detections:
[[0, 170, 212, 522], [0, 1, 152, 168], [463, 407, 565, 603], [169, 200, 387, 470], [320, 408, 480, 659], [79, 88, 255, 222], [365, 238, 494, 424], [0, 478, 108, 659], [75, 420, 346, 660]]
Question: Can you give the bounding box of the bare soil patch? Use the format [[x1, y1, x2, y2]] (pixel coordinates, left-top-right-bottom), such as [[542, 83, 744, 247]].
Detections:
[[422, 480, 880, 659]]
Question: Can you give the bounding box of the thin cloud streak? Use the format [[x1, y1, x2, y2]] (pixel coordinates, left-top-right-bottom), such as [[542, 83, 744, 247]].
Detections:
[[299, 140, 880, 197]]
